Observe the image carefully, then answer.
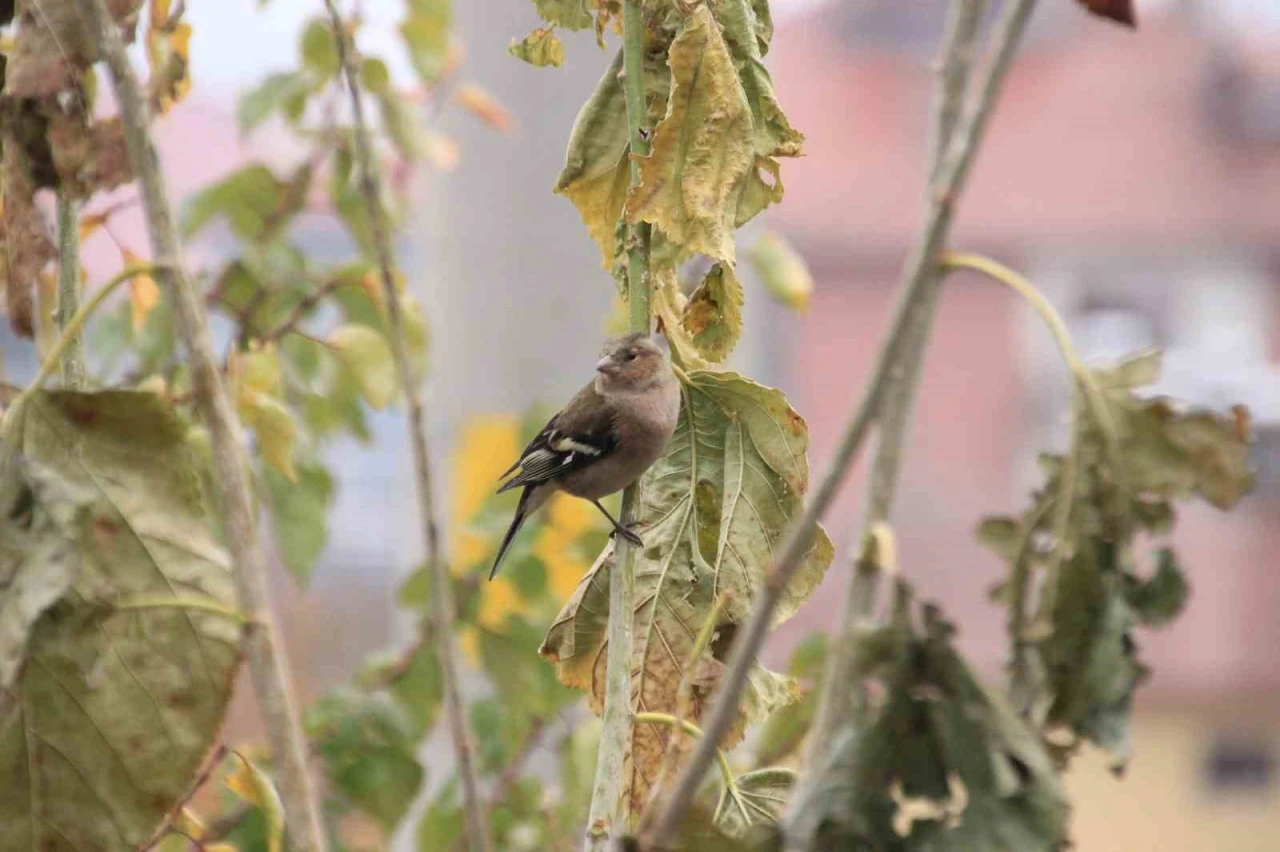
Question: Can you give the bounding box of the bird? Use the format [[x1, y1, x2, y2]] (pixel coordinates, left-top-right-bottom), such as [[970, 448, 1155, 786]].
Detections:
[[489, 332, 682, 580]]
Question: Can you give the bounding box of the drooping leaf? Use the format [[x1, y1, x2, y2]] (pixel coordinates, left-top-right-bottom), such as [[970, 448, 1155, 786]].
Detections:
[[224, 753, 284, 852], [625, 6, 754, 263], [0, 391, 242, 852], [715, 768, 796, 838], [238, 71, 316, 132], [653, 265, 709, 370], [1, 134, 55, 337], [508, 27, 565, 68], [308, 689, 425, 831], [3, 0, 142, 98], [145, 2, 193, 116], [682, 262, 744, 363], [717, 0, 804, 160], [327, 323, 398, 409], [978, 350, 1252, 767], [794, 591, 1070, 852], [121, 248, 162, 331], [555, 49, 671, 271], [180, 164, 287, 240], [746, 231, 812, 311], [541, 371, 833, 805]]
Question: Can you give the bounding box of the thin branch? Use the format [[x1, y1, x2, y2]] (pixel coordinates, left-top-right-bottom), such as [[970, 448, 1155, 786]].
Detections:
[[71, 4, 330, 852], [585, 0, 654, 848], [55, 194, 86, 388], [644, 2, 1040, 848], [319, 3, 491, 850], [795, 0, 1039, 815], [260, 274, 352, 344]]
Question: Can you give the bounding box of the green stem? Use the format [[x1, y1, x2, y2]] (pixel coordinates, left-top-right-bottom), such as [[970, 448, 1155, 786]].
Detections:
[[10, 264, 160, 413], [585, 2, 653, 849], [55, 194, 86, 389], [633, 713, 736, 793]]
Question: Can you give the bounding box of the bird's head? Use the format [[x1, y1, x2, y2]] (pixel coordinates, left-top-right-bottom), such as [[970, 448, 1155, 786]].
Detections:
[[595, 332, 669, 391]]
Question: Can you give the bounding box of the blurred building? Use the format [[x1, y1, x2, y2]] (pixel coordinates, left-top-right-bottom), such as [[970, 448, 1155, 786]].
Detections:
[[767, 3, 1280, 849]]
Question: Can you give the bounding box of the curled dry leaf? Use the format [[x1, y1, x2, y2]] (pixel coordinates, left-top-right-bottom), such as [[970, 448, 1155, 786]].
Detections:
[[508, 27, 565, 68], [3, 0, 143, 98], [454, 82, 513, 133], [541, 371, 833, 806], [47, 114, 136, 199], [1, 137, 54, 338], [682, 262, 744, 363], [625, 6, 753, 264]]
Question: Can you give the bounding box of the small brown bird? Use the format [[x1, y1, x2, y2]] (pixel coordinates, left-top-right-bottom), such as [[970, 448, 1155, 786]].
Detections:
[[490, 333, 682, 579]]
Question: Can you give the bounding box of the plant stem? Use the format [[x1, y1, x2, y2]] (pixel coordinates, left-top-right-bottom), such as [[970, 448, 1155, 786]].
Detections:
[[795, 1, 1039, 819], [72, 3, 329, 851], [320, 3, 491, 850], [55, 194, 86, 389], [585, 1, 653, 848], [11, 264, 154, 412], [633, 713, 735, 792]]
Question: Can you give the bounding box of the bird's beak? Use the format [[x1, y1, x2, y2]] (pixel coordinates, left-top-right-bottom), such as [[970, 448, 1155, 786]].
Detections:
[[596, 356, 614, 374]]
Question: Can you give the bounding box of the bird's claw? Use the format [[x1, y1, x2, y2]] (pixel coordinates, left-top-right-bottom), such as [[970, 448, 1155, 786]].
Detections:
[[612, 526, 644, 547]]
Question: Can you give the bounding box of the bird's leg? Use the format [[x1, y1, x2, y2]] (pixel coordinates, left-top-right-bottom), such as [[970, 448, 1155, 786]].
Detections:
[[592, 499, 643, 547]]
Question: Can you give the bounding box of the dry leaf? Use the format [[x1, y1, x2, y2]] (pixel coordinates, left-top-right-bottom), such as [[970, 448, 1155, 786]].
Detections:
[[121, 249, 160, 331], [453, 83, 513, 133]]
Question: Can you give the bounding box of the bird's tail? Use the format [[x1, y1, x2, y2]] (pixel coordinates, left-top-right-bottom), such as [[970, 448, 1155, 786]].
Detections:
[[490, 486, 535, 580]]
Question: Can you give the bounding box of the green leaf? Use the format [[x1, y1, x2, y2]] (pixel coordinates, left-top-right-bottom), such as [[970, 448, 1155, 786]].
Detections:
[[0, 391, 241, 852], [1124, 548, 1188, 627], [753, 633, 827, 766], [307, 688, 425, 830], [238, 71, 314, 133], [625, 6, 754, 263], [327, 324, 398, 410], [240, 392, 297, 481], [508, 27, 564, 68], [531, 0, 591, 29], [263, 460, 333, 585], [746, 231, 813, 311], [417, 780, 463, 852], [541, 371, 832, 805], [180, 164, 285, 240], [300, 17, 340, 77], [401, 1, 452, 84], [224, 753, 285, 852], [356, 642, 443, 739], [682, 262, 744, 363], [715, 768, 796, 838], [377, 88, 424, 161], [1093, 348, 1163, 389], [794, 594, 1070, 852], [360, 57, 392, 92]]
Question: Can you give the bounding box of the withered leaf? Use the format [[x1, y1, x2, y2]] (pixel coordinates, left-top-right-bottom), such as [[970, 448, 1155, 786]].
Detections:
[[1, 137, 55, 338], [47, 114, 134, 200], [4, 0, 143, 98], [681, 262, 744, 363], [625, 6, 753, 263]]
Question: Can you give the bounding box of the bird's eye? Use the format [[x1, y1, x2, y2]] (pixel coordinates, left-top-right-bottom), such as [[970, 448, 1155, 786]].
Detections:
[[623, 351, 637, 362]]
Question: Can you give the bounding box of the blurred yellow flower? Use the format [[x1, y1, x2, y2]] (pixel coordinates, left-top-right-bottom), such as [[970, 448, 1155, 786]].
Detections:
[[450, 414, 520, 570], [534, 494, 598, 600]]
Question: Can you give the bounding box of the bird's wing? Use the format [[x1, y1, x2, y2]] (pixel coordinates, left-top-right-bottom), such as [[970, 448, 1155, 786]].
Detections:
[[497, 384, 617, 492]]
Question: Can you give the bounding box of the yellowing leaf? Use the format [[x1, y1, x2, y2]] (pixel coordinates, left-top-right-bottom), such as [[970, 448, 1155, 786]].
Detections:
[[237, 345, 283, 397], [122, 249, 161, 331], [147, 0, 193, 117], [328, 324, 397, 409], [555, 50, 670, 270], [531, 0, 592, 29], [542, 371, 833, 806], [225, 753, 285, 852], [454, 83, 513, 134], [625, 7, 754, 263], [423, 132, 460, 172], [653, 265, 709, 371], [508, 27, 564, 68], [747, 231, 813, 311], [682, 263, 744, 363], [240, 391, 297, 481]]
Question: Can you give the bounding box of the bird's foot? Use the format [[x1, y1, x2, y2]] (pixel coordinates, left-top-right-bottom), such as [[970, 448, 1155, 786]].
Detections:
[[611, 525, 644, 547]]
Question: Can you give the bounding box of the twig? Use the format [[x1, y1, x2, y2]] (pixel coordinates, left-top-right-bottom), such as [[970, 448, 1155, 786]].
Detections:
[[319, 2, 491, 850], [584, 0, 654, 848], [71, 3, 330, 851], [55, 194, 86, 388], [260, 274, 352, 343], [644, 2, 1040, 849], [795, 0, 1038, 813]]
